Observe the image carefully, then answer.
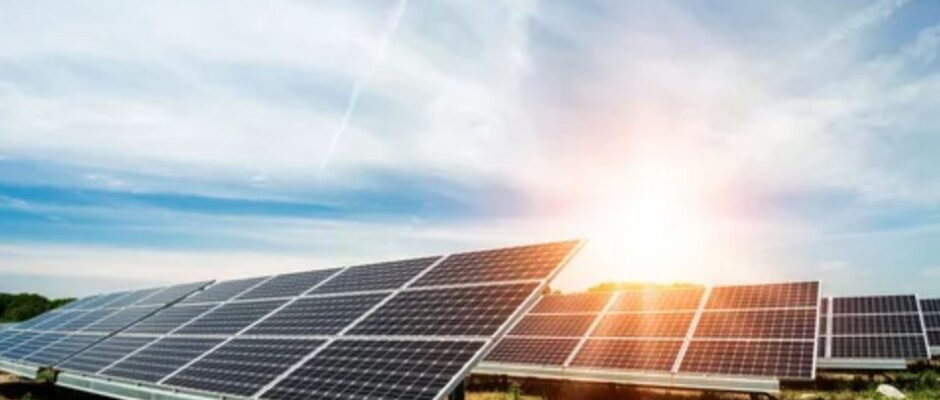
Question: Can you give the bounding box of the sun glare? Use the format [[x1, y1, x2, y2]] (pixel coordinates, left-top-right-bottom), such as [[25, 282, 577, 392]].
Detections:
[[558, 156, 743, 290]]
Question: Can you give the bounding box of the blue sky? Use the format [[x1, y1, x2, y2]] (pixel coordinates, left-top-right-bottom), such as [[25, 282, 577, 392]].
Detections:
[[1, 0, 939, 298]]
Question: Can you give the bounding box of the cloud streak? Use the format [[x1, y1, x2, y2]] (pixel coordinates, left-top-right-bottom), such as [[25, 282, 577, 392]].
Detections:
[[320, 0, 410, 173]]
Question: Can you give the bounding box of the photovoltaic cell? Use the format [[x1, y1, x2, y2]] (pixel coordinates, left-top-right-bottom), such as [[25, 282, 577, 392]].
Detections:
[[529, 292, 612, 314], [58, 336, 157, 374], [486, 338, 580, 366], [570, 339, 683, 372], [706, 282, 819, 309], [832, 296, 919, 314], [82, 306, 161, 333], [592, 313, 694, 338], [611, 287, 705, 312], [103, 288, 162, 308], [246, 294, 387, 336], [24, 334, 104, 366], [507, 314, 596, 337], [164, 338, 325, 397], [413, 241, 578, 287], [679, 341, 815, 379], [30, 311, 88, 331], [54, 295, 102, 312], [347, 283, 539, 336], [830, 336, 929, 359], [123, 304, 215, 335], [175, 300, 287, 335], [3, 333, 65, 360], [922, 299, 940, 313], [921, 298, 939, 348], [180, 277, 267, 304], [694, 309, 816, 339], [51, 309, 116, 332], [831, 315, 924, 335], [81, 292, 130, 309], [236, 268, 341, 300], [820, 295, 929, 362], [260, 339, 485, 400], [311, 257, 439, 294], [136, 281, 213, 306], [103, 337, 224, 383]]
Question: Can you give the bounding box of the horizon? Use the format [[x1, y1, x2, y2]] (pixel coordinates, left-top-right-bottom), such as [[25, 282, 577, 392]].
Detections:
[[2, 0, 940, 298]]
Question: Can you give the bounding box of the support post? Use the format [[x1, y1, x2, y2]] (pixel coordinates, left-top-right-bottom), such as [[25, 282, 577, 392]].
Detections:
[[448, 380, 465, 400]]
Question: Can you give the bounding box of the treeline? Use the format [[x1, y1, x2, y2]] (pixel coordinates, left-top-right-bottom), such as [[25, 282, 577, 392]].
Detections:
[[0, 293, 74, 323], [586, 281, 700, 292]]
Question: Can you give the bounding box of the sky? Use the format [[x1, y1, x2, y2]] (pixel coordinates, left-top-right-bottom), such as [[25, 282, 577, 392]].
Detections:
[[1, 0, 939, 298]]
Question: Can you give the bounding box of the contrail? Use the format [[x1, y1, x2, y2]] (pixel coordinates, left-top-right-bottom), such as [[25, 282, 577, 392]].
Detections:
[[806, 0, 913, 60], [320, 0, 409, 173]]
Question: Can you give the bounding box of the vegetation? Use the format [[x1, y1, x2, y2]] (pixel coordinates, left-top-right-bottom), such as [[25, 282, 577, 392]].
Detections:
[[586, 281, 701, 293], [0, 293, 74, 323]]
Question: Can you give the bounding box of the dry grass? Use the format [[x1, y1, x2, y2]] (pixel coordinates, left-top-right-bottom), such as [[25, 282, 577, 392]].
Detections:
[[468, 392, 543, 400]]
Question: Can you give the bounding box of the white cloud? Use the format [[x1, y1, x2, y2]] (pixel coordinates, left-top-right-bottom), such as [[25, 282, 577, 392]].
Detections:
[[924, 266, 940, 277], [819, 260, 850, 272]]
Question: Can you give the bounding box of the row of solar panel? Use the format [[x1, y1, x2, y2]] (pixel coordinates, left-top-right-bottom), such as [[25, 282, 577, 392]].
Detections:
[[923, 299, 940, 350], [487, 282, 821, 380], [817, 295, 932, 360], [0, 240, 581, 400]]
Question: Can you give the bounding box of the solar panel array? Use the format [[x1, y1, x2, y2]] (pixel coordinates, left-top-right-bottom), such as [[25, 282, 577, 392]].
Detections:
[[923, 298, 940, 354], [484, 281, 821, 383], [818, 295, 931, 362], [46, 240, 581, 400], [0, 281, 211, 368]]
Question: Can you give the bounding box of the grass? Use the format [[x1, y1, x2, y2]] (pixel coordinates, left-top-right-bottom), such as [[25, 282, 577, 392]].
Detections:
[[468, 392, 543, 400]]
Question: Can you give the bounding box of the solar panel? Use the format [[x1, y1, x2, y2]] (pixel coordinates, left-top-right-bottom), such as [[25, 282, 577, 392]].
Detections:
[[0, 283, 207, 371], [16, 241, 580, 400], [57, 336, 157, 374], [102, 337, 225, 383], [486, 338, 580, 366], [921, 298, 940, 351], [592, 313, 695, 338], [311, 257, 440, 294], [102, 288, 162, 308], [260, 339, 485, 400], [2, 333, 65, 360], [480, 281, 820, 393], [135, 281, 213, 306], [347, 283, 539, 336], [570, 339, 683, 372], [530, 292, 613, 314], [508, 314, 596, 337], [236, 268, 341, 300], [706, 282, 817, 309], [612, 287, 705, 311], [174, 299, 287, 335], [163, 338, 326, 397], [680, 341, 815, 379], [413, 241, 579, 287], [693, 309, 816, 339], [818, 295, 930, 367], [246, 293, 387, 336], [23, 334, 104, 365], [122, 304, 215, 335], [180, 277, 268, 304], [82, 306, 162, 333]]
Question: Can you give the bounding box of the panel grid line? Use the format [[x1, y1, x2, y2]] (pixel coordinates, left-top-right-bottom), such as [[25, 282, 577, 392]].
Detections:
[[432, 239, 585, 400], [564, 291, 619, 368], [251, 254, 452, 399], [95, 275, 277, 376], [671, 286, 711, 373], [157, 267, 349, 385]]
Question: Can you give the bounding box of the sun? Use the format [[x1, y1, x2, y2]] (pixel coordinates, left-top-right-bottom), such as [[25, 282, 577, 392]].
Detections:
[[558, 156, 732, 290]]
